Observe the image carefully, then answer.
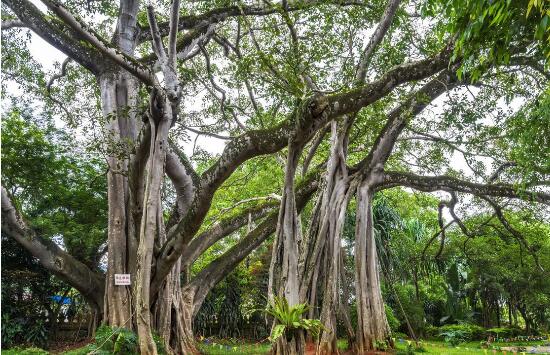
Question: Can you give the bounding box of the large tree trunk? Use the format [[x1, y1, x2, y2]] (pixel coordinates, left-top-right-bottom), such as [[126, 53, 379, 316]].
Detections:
[[269, 138, 306, 355], [354, 177, 391, 353], [316, 120, 353, 354], [100, 72, 135, 328], [134, 88, 174, 354]]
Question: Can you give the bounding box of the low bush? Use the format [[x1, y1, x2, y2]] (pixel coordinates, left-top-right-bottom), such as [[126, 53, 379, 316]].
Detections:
[[88, 325, 166, 355], [435, 323, 486, 341], [487, 326, 524, 339], [439, 329, 469, 346]]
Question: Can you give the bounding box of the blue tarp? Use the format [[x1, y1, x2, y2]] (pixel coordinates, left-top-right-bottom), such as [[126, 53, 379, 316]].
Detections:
[[50, 295, 72, 304]]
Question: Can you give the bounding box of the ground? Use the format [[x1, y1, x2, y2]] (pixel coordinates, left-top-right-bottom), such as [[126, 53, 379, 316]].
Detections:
[[3, 339, 549, 354]]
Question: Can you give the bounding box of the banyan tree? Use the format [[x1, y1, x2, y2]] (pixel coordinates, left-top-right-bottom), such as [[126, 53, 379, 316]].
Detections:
[[1, 0, 549, 354]]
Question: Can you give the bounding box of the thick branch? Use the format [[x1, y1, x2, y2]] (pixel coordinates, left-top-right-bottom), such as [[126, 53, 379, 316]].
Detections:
[[1, 18, 26, 30], [355, 68, 460, 177], [3, 0, 104, 73], [165, 149, 195, 220], [180, 172, 318, 269], [327, 42, 454, 117], [381, 171, 550, 204], [1, 187, 105, 309]]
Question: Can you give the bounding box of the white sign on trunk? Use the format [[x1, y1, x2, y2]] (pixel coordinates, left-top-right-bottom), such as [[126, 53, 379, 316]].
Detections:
[[114, 274, 131, 286]]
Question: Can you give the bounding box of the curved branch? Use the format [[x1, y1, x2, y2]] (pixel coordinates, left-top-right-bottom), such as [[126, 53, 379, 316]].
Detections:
[[1, 187, 105, 309], [481, 197, 543, 271], [3, 0, 104, 73], [354, 68, 461, 177], [152, 43, 456, 294], [380, 171, 550, 204], [185, 174, 319, 314]]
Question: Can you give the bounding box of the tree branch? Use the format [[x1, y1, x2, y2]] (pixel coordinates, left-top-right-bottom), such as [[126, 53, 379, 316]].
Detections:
[[380, 171, 550, 204], [152, 43, 456, 294], [355, 0, 402, 84], [354, 68, 461, 177], [184, 174, 319, 314], [3, 0, 104, 73], [1, 18, 26, 30], [481, 196, 543, 271], [39, 0, 157, 85], [137, 0, 370, 43], [167, 0, 181, 65], [1, 186, 105, 309]]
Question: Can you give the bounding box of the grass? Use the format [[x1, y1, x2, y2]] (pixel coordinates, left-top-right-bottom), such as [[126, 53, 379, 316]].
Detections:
[[395, 339, 550, 355], [3, 338, 548, 354], [198, 341, 271, 354]]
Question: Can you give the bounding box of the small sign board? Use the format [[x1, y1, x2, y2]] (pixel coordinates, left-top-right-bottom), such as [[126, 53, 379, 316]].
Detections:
[[114, 274, 131, 286]]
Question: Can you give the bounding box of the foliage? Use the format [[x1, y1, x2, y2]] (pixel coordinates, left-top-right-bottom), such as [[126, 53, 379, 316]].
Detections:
[[1, 314, 24, 349], [24, 320, 49, 350], [264, 297, 325, 342], [439, 328, 469, 346], [386, 304, 401, 332], [423, 0, 550, 76], [437, 324, 486, 341], [1, 109, 105, 349], [503, 89, 550, 184], [90, 325, 165, 355], [1, 108, 107, 270]]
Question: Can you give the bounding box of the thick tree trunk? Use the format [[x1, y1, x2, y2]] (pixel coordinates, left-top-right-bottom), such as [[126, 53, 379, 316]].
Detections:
[[317, 121, 353, 354], [100, 72, 134, 327], [269, 140, 305, 355], [134, 89, 174, 354], [354, 178, 391, 353]]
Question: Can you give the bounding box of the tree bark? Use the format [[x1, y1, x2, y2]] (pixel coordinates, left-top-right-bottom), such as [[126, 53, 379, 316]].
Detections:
[[354, 177, 391, 353], [316, 120, 354, 354], [100, 72, 135, 328]]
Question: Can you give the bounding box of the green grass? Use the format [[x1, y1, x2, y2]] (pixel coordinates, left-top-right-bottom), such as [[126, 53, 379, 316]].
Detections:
[[395, 339, 550, 354], [1, 348, 49, 355], [3, 338, 548, 354], [198, 340, 271, 354], [198, 338, 349, 354]]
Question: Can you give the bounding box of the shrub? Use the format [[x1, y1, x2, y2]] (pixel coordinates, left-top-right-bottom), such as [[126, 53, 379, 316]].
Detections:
[[92, 325, 165, 355], [25, 320, 49, 349], [385, 304, 400, 332], [437, 323, 486, 341], [439, 329, 469, 346], [1, 314, 24, 348], [425, 325, 439, 338]]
